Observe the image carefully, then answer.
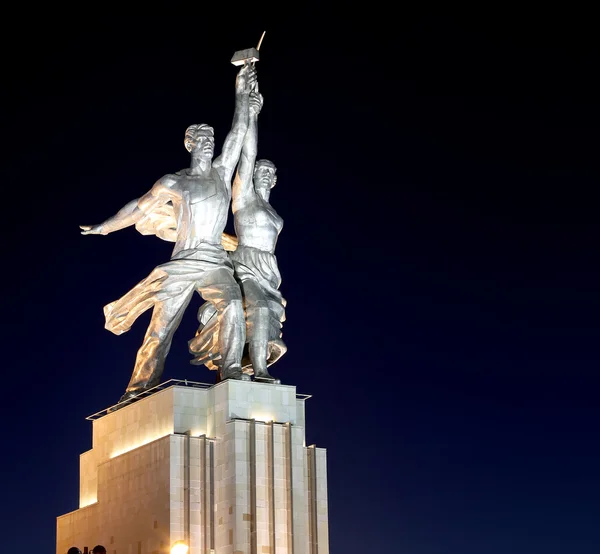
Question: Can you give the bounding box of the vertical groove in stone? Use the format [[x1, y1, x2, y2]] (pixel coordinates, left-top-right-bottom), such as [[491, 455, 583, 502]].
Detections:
[[285, 422, 295, 554], [268, 421, 276, 554], [308, 446, 318, 554], [201, 435, 207, 554], [184, 433, 191, 547], [209, 439, 215, 552], [250, 419, 257, 554]]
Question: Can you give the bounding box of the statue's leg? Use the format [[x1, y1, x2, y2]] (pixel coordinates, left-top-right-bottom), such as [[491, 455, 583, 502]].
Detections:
[[239, 278, 273, 379], [124, 286, 195, 394], [196, 267, 245, 380]]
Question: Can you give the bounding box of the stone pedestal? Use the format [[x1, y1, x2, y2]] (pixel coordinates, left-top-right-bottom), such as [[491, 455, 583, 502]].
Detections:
[[56, 380, 329, 554]]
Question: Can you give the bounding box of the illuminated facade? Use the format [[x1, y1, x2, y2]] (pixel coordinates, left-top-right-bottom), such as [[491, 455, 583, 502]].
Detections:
[[56, 380, 328, 554]]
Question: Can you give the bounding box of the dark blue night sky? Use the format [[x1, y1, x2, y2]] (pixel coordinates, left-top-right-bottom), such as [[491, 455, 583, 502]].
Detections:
[[3, 8, 600, 554]]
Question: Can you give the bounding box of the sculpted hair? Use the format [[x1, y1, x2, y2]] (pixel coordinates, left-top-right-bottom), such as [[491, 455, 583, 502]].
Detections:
[[184, 124, 213, 151]]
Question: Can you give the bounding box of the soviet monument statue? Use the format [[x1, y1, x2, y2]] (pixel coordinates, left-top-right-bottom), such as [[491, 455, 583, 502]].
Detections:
[[189, 85, 286, 382], [81, 52, 287, 405]]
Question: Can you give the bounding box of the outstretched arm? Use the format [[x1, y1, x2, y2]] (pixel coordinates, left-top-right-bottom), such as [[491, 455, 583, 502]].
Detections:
[[213, 63, 257, 185], [80, 178, 176, 236], [232, 91, 262, 213]]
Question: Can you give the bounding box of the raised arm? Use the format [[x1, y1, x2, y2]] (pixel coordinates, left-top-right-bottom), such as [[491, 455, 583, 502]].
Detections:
[[80, 177, 176, 236], [213, 63, 257, 185], [232, 91, 263, 213]]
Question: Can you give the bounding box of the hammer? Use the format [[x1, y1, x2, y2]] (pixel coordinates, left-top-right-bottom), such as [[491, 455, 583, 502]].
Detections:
[[230, 31, 266, 67]]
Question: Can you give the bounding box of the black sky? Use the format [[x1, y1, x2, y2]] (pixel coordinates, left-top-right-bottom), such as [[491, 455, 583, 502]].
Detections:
[[2, 6, 600, 554]]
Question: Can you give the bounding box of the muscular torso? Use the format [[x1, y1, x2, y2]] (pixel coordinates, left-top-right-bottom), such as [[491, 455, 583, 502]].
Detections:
[[234, 193, 283, 253], [168, 168, 230, 257]]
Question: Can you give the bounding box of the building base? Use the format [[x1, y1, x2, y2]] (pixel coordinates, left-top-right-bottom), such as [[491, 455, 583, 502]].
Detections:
[[56, 379, 328, 554]]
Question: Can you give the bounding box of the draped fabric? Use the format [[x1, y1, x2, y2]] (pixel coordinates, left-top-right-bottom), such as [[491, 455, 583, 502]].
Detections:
[[104, 243, 234, 335], [189, 245, 287, 373]]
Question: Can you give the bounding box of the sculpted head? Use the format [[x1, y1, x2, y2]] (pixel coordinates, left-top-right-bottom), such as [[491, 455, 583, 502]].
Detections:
[[254, 159, 277, 194], [184, 124, 215, 160]]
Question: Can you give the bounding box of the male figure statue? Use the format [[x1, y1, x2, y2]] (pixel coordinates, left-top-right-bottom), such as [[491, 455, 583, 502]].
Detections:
[[190, 90, 286, 381], [81, 63, 257, 403]]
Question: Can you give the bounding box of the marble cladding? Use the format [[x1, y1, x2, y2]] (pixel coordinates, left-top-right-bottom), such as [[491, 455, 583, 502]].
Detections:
[[58, 380, 327, 554], [58, 435, 172, 554]]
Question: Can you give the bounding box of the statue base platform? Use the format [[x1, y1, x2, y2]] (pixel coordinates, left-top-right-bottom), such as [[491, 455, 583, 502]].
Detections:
[[56, 379, 328, 554]]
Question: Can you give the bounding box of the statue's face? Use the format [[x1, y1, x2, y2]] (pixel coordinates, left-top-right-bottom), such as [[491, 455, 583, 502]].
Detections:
[[254, 163, 277, 192], [186, 126, 215, 160]]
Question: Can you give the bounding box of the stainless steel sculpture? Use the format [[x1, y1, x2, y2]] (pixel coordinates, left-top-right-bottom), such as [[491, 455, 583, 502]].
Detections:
[[189, 90, 286, 382], [80, 63, 257, 403]]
